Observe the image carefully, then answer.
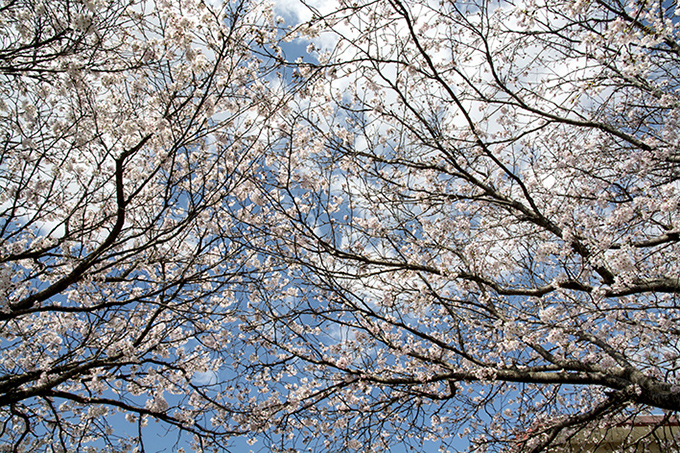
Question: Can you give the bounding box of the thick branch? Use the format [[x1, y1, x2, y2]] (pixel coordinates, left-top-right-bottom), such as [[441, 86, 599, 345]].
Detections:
[[10, 135, 152, 311]]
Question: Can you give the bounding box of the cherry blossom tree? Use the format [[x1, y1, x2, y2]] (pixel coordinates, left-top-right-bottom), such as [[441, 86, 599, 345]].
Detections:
[[232, 0, 680, 451], [4, 0, 680, 450], [0, 0, 293, 450]]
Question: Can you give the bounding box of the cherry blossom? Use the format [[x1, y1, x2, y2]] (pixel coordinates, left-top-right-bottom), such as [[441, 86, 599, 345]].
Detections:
[[3, 0, 680, 451], [232, 0, 680, 451], [0, 0, 292, 450]]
